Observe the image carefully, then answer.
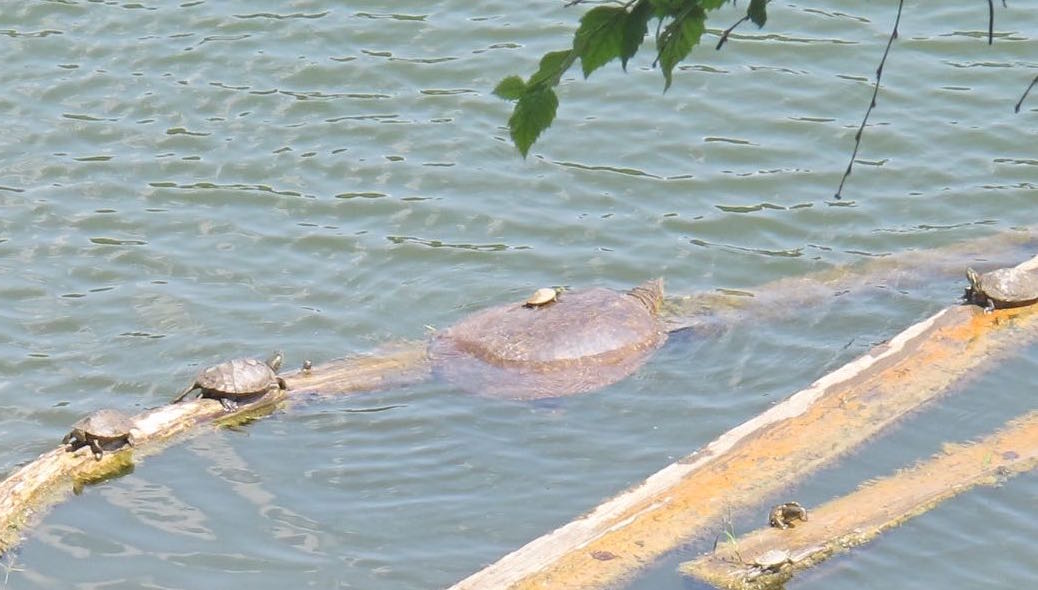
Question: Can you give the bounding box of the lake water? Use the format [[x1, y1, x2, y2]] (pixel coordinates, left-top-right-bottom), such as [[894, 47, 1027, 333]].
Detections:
[[1, 1, 1035, 588]]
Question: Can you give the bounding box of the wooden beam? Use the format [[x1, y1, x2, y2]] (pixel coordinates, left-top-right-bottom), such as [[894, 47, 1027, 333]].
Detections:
[[1, 235, 1035, 557], [0, 342, 431, 555], [447, 255, 1038, 590], [681, 411, 1037, 589]]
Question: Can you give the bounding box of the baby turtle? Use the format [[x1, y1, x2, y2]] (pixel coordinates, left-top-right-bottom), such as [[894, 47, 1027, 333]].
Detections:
[[173, 351, 286, 411], [429, 279, 667, 399], [753, 549, 792, 573], [524, 287, 562, 308], [769, 501, 809, 529], [964, 266, 1038, 311], [63, 409, 136, 461]]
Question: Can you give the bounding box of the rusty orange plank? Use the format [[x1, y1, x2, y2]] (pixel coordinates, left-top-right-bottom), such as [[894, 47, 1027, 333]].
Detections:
[[448, 258, 1038, 590], [681, 411, 1037, 589]]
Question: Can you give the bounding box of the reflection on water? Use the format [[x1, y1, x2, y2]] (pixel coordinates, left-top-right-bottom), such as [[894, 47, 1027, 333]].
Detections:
[[1, 1, 1036, 589]]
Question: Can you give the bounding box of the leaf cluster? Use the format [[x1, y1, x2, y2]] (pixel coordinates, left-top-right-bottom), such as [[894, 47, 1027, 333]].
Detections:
[[494, 1, 768, 156]]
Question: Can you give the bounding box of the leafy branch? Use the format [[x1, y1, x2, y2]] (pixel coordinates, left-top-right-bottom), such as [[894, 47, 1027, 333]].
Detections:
[[495, 0, 751, 156]]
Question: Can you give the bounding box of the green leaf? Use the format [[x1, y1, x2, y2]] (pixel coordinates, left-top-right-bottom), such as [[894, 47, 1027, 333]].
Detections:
[[748, 0, 767, 28], [621, 1, 652, 70], [575, 6, 626, 78], [493, 75, 526, 100], [508, 87, 559, 157], [699, 0, 728, 10], [649, 0, 685, 17], [529, 49, 574, 88], [658, 7, 705, 91]]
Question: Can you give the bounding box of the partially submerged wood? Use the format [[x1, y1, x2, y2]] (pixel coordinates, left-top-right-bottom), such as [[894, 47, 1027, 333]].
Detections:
[[0, 233, 1036, 558], [448, 256, 1038, 590], [0, 345, 431, 556], [681, 411, 1038, 589]]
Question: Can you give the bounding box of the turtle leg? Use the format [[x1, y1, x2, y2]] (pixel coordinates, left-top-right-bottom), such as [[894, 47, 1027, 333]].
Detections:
[[89, 439, 104, 461], [172, 384, 199, 403], [218, 397, 238, 411], [985, 299, 996, 314], [63, 434, 83, 453]]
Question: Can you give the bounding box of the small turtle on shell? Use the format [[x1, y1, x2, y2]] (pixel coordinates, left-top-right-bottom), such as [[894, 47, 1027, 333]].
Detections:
[[63, 409, 136, 461], [769, 501, 808, 529], [964, 266, 1038, 312], [524, 287, 562, 308], [173, 351, 286, 411]]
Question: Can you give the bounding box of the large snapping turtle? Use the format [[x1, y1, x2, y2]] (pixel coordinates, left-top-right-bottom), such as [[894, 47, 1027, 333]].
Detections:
[[429, 279, 667, 399]]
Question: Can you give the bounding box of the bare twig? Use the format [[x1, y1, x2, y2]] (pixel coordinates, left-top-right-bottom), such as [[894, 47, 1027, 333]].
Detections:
[[1016, 74, 1038, 113], [716, 14, 750, 50], [716, 0, 771, 51], [834, 0, 905, 200], [987, 0, 994, 45]]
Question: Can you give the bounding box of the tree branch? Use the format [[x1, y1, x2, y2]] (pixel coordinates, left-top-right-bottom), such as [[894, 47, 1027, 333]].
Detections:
[[834, 0, 904, 200]]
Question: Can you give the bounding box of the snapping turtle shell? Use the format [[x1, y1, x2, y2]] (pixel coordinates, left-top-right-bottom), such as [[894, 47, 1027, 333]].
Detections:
[[173, 351, 286, 410], [63, 408, 136, 460], [429, 279, 667, 399], [965, 266, 1038, 311]]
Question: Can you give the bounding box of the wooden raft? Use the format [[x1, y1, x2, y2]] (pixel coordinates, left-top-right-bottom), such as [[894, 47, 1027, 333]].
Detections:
[[447, 256, 1038, 590], [681, 411, 1038, 589]]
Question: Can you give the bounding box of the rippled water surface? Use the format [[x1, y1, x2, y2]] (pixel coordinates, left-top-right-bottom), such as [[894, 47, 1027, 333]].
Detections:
[[1, 1, 1035, 589]]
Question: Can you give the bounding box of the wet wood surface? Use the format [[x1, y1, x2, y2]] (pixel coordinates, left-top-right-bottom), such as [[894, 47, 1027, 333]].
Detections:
[[447, 255, 1038, 590], [0, 233, 1036, 559], [680, 411, 1037, 590]]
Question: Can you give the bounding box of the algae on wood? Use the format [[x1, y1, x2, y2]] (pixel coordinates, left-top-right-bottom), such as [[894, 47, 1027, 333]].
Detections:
[[448, 256, 1038, 590], [681, 411, 1038, 590]]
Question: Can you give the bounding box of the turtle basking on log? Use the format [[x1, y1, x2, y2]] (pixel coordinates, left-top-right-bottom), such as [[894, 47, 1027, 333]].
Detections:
[[964, 266, 1038, 311], [173, 351, 286, 410], [63, 409, 137, 461], [429, 279, 667, 399], [769, 501, 809, 529]]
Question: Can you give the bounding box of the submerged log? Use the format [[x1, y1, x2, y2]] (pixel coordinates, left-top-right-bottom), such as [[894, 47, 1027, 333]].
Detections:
[[447, 255, 1038, 590], [0, 232, 1035, 557], [681, 411, 1037, 589]]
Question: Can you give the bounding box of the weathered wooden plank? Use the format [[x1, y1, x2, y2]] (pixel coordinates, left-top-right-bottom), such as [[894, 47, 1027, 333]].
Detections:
[[447, 255, 1038, 590], [681, 411, 1037, 589], [1, 234, 1035, 558], [0, 343, 431, 555]]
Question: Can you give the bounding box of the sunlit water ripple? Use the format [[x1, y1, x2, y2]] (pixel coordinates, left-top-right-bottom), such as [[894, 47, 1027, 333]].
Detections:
[[0, 1, 1035, 589]]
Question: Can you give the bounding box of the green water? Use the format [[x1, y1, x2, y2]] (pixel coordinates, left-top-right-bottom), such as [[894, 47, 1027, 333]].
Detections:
[[1, 1, 1035, 588]]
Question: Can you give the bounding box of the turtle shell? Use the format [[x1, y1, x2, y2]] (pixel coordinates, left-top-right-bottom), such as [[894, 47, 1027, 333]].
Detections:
[[968, 267, 1038, 308], [196, 357, 280, 397], [71, 408, 133, 441], [429, 279, 667, 399]]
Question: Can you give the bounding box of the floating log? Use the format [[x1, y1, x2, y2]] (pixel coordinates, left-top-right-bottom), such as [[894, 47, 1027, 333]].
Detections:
[[0, 344, 431, 556], [680, 411, 1037, 589], [0, 234, 1035, 557], [447, 255, 1038, 590]]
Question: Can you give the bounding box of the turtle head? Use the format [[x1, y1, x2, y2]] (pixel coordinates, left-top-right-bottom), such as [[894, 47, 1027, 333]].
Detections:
[[266, 351, 284, 372], [965, 267, 981, 290], [628, 278, 664, 314]]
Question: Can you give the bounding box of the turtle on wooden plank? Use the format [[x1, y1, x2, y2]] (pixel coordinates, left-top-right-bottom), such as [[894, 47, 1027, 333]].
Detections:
[[964, 266, 1038, 311], [173, 351, 286, 411], [769, 501, 809, 529], [429, 279, 667, 399], [63, 408, 137, 461]]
